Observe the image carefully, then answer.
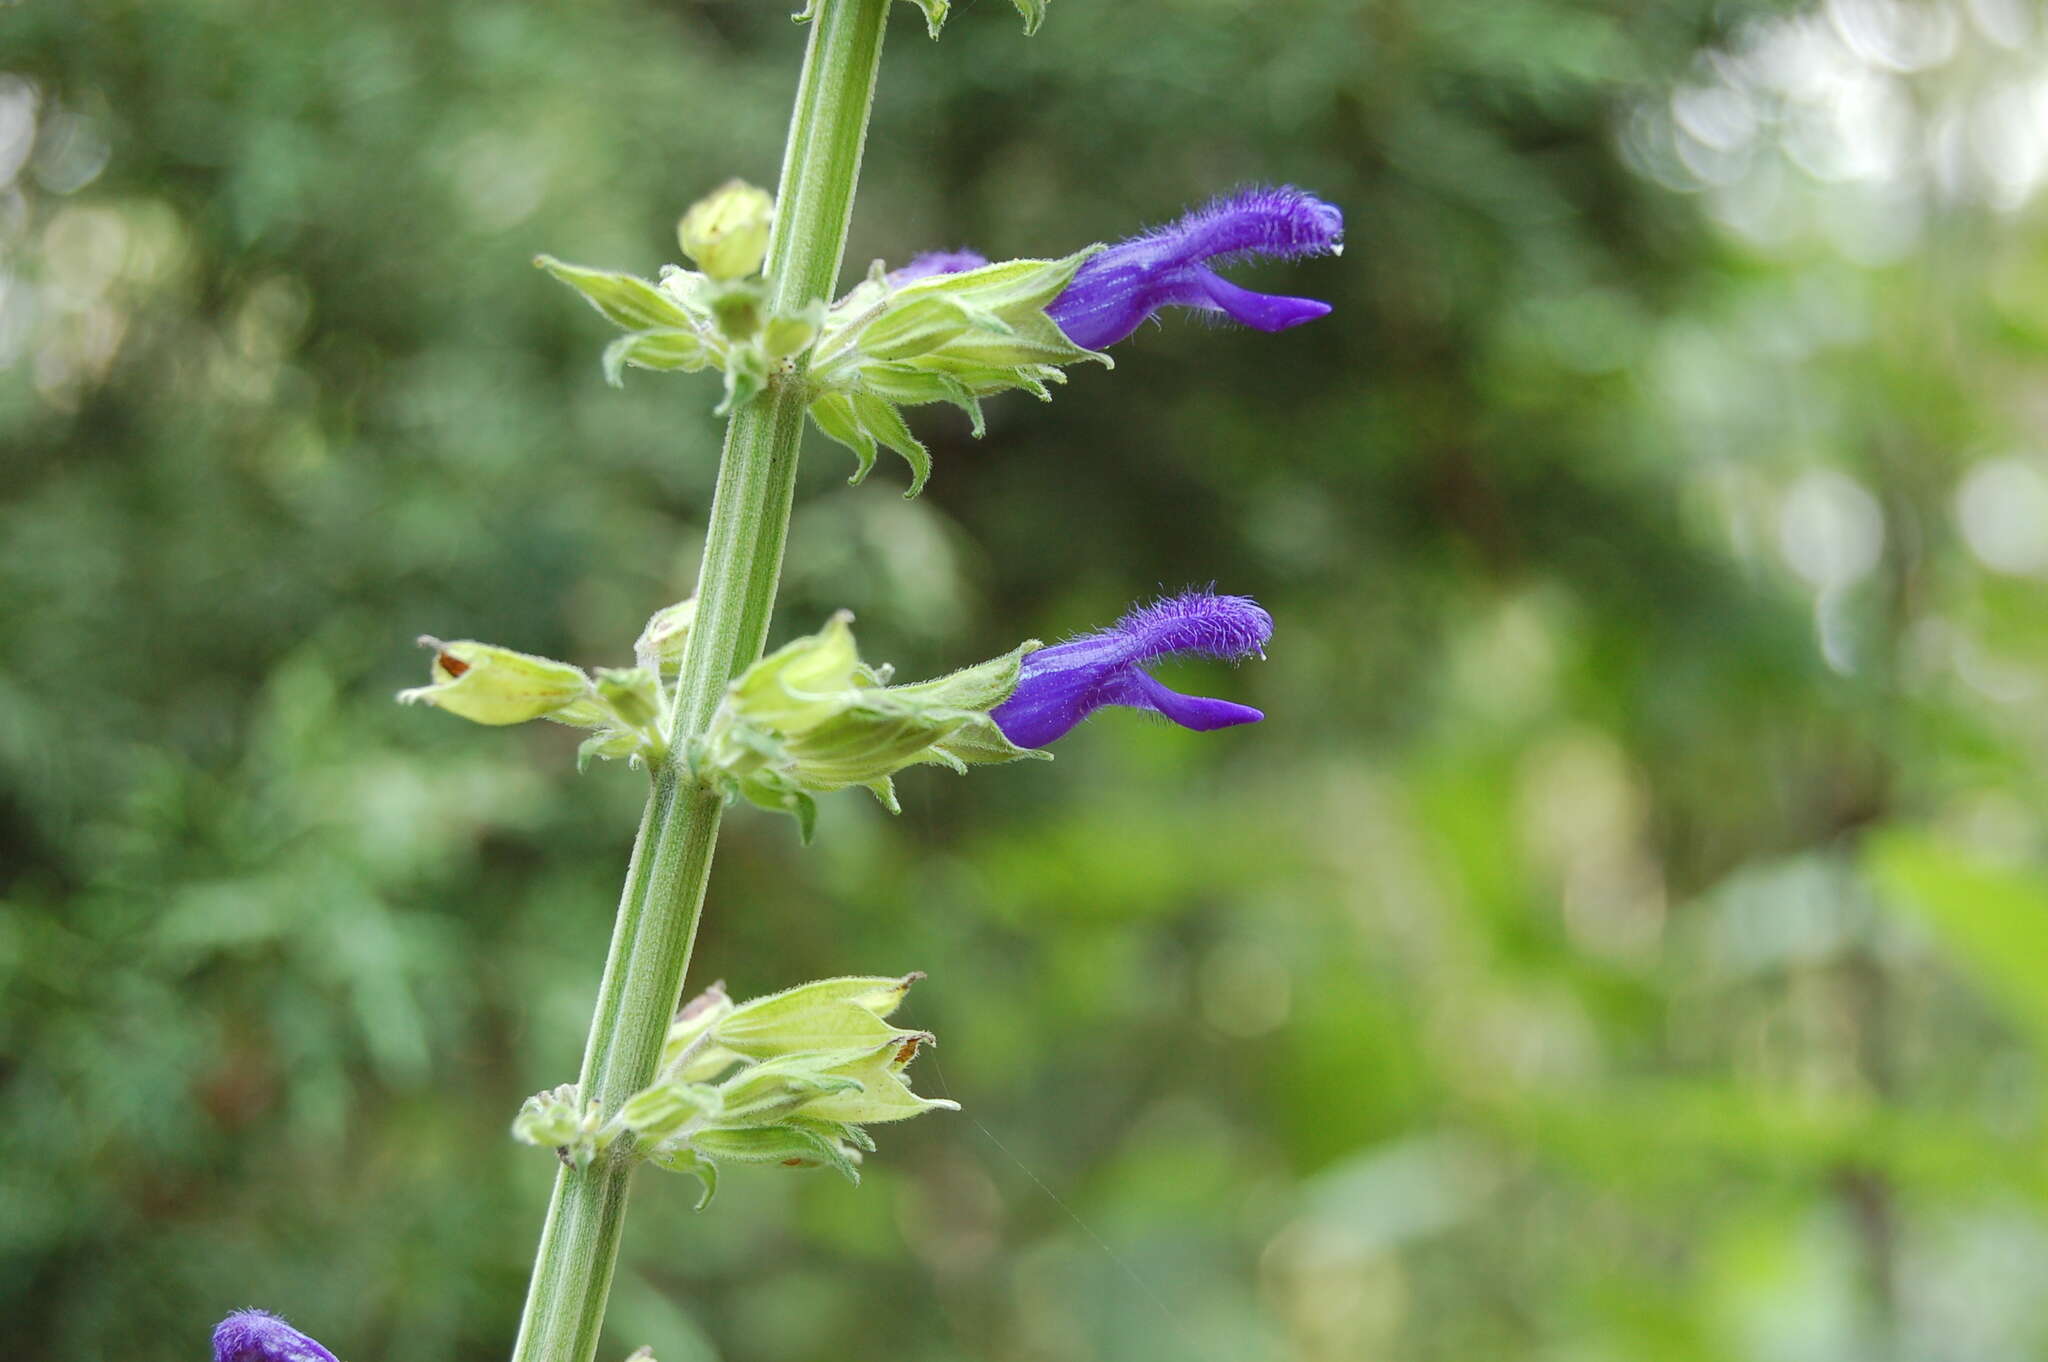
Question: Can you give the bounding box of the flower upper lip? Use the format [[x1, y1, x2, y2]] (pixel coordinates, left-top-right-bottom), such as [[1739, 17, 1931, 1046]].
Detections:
[[1044, 185, 1343, 350]]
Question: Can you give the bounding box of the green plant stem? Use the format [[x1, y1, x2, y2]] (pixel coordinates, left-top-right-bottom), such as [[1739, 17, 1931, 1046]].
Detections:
[[510, 4, 892, 1360]]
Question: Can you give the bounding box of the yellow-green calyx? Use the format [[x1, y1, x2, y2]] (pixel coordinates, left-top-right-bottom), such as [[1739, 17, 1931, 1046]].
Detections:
[[696, 611, 1046, 840], [802, 248, 1109, 495], [512, 974, 955, 1205], [399, 639, 595, 727]]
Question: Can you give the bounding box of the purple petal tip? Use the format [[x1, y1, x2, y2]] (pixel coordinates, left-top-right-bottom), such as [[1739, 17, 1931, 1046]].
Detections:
[[213, 1311, 339, 1362]]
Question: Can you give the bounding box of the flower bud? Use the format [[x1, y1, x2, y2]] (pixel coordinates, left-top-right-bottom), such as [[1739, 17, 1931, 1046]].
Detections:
[[678, 180, 774, 281], [661, 979, 735, 1072], [635, 598, 698, 671], [511, 1083, 610, 1166], [399, 638, 591, 726]]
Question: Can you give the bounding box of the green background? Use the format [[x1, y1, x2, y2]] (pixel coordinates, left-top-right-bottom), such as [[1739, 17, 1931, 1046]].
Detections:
[[8, 1, 2048, 1359]]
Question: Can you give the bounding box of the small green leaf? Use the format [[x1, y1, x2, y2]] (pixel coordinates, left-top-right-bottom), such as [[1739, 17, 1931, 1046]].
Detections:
[[1011, 0, 1045, 34]]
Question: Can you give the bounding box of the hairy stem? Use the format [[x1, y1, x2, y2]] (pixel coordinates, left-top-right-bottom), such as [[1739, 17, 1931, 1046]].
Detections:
[[510, 4, 892, 1359]]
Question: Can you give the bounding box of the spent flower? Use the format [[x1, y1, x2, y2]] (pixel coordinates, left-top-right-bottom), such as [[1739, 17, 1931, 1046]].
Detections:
[[992, 590, 1273, 748], [399, 604, 702, 770]]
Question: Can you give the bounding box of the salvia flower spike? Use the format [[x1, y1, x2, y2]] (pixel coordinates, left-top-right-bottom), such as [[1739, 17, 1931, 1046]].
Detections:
[[1045, 186, 1344, 350], [991, 590, 1273, 748], [212, 1311, 339, 1362]]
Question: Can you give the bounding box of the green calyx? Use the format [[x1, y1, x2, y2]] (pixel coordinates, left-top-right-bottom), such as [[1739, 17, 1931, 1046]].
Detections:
[[398, 601, 699, 771], [513, 975, 955, 1206], [803, 248, 1109, 495], [693, 611, 1046, 840]]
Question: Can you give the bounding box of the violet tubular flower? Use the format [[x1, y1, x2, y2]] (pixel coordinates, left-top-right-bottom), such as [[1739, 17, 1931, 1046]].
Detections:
[[1045, 186, 1343, 350], [992, 590, 1273, 749], [212, 1311, 339, 1362]]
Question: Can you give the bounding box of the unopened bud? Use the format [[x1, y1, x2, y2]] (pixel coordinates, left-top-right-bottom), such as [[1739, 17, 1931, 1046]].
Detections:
[[679, 180, 774, 281], [635, 598, 698, 671]]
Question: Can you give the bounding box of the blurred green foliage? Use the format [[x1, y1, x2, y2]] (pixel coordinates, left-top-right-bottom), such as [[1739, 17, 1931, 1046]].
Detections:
[[7, 1, 2048, 1359]]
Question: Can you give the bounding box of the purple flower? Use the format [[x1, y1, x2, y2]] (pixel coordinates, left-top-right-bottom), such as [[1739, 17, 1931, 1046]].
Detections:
[[992, 590, 1273, 749], [213, 1311, 339, 1362], [1046, 186, 1343, 350], [887, 250, 989, 285]]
